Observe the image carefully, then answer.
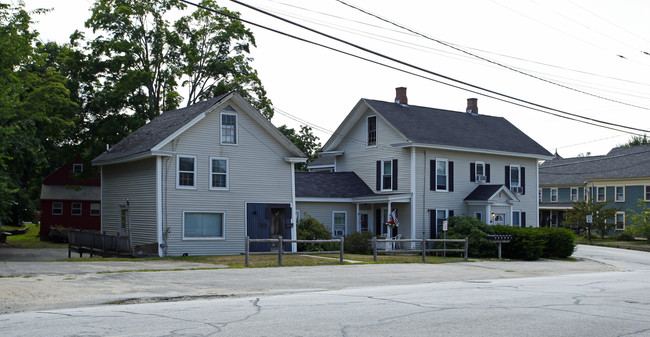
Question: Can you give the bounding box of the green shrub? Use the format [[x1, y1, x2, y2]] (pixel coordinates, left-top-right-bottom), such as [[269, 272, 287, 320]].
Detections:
[[344, 231, 374, 254], [296, 217, 331, 252], [541, 227, 576, 258], [616, 230, 636, 241], [447, 216, 496, 258]]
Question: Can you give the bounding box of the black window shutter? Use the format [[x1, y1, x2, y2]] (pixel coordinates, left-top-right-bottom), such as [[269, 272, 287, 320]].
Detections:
[[470, 162, 475, 182], [449, 210, 454, 218], [376, 161, 381, 191], [449, 161, 454, 192], [521, 167, 526, 195], [486, 164, 491, 183], [376, 208, 382, 233], [392, 159, 398, 190], [430, 160, 436, 191], [521, 212, 526, 228], [430, 209, 436, 239], [505, 165, 510, 189]]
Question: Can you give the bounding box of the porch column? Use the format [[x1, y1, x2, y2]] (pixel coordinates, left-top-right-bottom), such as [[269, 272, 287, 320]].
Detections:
[[486, 205, 492, 225], [387, 201, 392, 236], [356, 203, 360, 232]]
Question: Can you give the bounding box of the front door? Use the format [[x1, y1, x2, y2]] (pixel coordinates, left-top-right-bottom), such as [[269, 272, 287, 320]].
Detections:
[[269, 208, 286, 251], [359, 211, 370, 233], [494, 213, 505, 226]]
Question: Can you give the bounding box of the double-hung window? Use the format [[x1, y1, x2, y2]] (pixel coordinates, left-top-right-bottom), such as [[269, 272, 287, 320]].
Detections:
[[71, 202, 82, 215], [551, 188, 558, 202], [90, 203, 101, 216], [183, 212, 224, 239], [512, 210, 521, 227], [72, 163, 83, 175], [381, 159, 393, 191], [210, 157, 229, 190], [475, 161, 485, 181], [52, 202, 63, 215], [570, 188, 578, 202], [597, 187, 605, 202], [510, 165, 520, 188], [367, 116, 377, 147], [332, 211, 347, 237], [436, 159, 448, 191], [221, 113, 237, 145], [177, 155, 197, 189], [615, 186, 624, 202], [615, 212, 625, 231]]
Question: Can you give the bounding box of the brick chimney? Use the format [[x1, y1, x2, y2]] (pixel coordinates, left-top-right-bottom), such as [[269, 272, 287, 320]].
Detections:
[[395, 87, 408, 105], [466, 98, 478, 114]]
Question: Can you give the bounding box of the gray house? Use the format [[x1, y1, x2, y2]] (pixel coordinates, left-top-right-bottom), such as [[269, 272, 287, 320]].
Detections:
[[92, 92, 306, 256], [296, 88, 553, 243]]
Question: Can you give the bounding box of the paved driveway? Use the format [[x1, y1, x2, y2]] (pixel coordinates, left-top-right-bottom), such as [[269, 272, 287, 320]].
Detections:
[[0, 248, 69, 262]]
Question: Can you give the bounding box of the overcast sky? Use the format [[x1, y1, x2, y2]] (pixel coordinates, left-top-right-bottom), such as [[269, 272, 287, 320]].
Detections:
[[21, 0, 650, 158]]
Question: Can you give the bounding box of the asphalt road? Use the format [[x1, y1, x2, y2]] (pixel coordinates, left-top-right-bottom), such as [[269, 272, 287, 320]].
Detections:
[[1, 245, 649, 336]]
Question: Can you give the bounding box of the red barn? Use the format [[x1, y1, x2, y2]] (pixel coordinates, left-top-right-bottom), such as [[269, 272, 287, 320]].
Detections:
[[40, 159, 101, 239]]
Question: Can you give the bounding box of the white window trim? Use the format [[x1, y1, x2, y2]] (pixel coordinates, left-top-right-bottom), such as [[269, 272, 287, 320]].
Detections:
[[332, 211, 347, 237], [509, 164, 521, 188], [71, 202, 82, 216], [615, 186, 625, 202], [474, 161, 485, 182], [646, 185, 650, 202], [436, 158, 449, 192], [220, 112, 238, 146], [72, 163, 83, 174], [90, 203, 101, 216], [551, 188, 558, 203], [209, 157, 229, 191], [177, 155, 197, 189], [366, 115, 377, 148], [52, 202, 63, 215], [597, 186, 606, 202], [512, 210, 521, 227], [570, 187, 578, 202], [615, 211, 625, 231], [538, 188, 542, 202], [182, 211, 226, 240], [381, 158, 393, 192]]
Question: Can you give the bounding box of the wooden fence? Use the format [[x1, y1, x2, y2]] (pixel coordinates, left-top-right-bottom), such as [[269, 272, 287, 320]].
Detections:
[[245, 236, 344, 267], [372, 237, 469, 262], [68, 229, 131, 258]]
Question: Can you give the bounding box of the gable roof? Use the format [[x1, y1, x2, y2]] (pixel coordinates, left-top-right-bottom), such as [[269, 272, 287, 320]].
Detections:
[[93, 92, 305, 165], [539, 144, 650, 186], [323, 98, 552, 159], [295, 172, 375, 198], [464, 184, 518, 202]]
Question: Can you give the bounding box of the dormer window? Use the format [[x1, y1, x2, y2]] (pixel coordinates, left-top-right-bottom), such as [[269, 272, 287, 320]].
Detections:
[[367, 116, 377, 147]]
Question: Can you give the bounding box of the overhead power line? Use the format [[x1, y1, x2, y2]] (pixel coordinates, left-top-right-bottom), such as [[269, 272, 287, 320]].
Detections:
[[335, 0, 650, 111], [178, 0, 649, 136]]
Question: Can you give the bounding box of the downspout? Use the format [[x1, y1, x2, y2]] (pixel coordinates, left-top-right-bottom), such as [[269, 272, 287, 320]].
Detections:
[[410, 147, 416, 249], [356, 203, 360, 232], [536, 160, 541, 227], [156, 156, 164, 257], [290, 162, 297, 253]]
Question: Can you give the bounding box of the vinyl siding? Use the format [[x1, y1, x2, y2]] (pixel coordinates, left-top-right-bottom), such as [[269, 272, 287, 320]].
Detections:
[[297, 202, 358, 237], [334, 107, 411, 194], [101, 158, 157, 246], [158, 101, 294, 256], [414, 149, 540, 239]]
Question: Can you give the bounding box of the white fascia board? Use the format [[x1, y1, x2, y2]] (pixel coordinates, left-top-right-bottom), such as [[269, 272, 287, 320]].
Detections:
[[307, 164, 335, 169], [318, 150, 345, 156], [352, 193, 412, 203], [284, 157, 308, 163], [539, 205, 574, 210], [151, 112, 207, 152], [392, 142, 554, 161], [92, 151, 155, 166], [296, 197, 356, 203]]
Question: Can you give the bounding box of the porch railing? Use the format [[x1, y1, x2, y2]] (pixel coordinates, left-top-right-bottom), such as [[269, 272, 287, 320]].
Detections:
[[68, 229, 131, 258]]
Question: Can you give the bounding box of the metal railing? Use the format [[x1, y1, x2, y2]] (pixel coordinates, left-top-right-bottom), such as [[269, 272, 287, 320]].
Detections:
[[245, 236, 344, 267]]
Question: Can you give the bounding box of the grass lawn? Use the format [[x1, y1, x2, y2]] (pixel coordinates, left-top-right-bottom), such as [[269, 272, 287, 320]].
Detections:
[[65, 252, 469, 268], [2, 222, 68, 249], [574, 236, 650, 252]]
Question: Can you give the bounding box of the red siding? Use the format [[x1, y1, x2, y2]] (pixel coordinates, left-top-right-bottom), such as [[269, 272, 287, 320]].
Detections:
[[40, 200, 101, 237]]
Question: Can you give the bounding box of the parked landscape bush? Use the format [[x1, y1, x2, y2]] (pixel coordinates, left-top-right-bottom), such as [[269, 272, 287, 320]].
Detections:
[[343, 231, 374, 254], [616, 229, 636, 241], [296, 216, 332, 252]]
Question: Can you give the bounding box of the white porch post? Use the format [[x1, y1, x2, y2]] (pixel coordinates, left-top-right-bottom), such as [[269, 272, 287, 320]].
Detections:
[[356, 203, 360, 232], [290, 162, 297, 252], [410, 147, 416, 248], [486, 205, 492, 225], [156, 156, 164, 257], [387, 201, 392, 236]]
